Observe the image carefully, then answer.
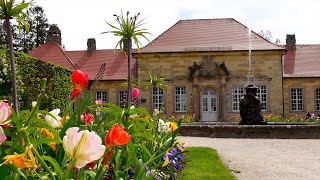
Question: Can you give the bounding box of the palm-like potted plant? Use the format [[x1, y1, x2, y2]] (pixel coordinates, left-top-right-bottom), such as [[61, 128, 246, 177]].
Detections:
[[102, 10, 151, 107]]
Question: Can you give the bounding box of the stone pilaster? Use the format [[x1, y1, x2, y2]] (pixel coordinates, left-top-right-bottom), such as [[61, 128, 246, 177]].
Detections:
[[192, 84, 199, 121]]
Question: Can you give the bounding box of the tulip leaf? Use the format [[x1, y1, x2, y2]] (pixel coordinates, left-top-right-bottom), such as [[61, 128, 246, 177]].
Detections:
[[134, 159, 146, 180], [41, 156, 63, 178], [34, 138, 60, 146], [129, 107, 152, 119], [133, 143, 152, 158], [0, 164, 27, 179], [85, 170, 96, 178], [115, 149, 122, 170]]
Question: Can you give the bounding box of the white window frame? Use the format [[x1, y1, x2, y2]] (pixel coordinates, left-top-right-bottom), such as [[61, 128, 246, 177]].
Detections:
[[232, 86, 244, 112], [96, 91, 108, 103], [316, 88, 320, 111], [232, 85, 268, 112], [175, 86, 187, 112], [152, 87, 164, 110], [291, 88, 303, 111], [118, 90, 127, 108], [257, 85, 267, 111]]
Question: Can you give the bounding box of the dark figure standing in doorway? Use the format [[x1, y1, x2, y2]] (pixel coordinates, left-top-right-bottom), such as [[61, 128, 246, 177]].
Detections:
[[239, 85, 267, 125]]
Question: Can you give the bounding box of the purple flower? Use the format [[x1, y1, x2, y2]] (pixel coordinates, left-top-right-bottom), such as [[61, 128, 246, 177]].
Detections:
[[175, 163, 182, 170]]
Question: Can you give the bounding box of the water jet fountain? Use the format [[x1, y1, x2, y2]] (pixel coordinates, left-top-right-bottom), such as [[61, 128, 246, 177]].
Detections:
[[238, 29, 267, 125]]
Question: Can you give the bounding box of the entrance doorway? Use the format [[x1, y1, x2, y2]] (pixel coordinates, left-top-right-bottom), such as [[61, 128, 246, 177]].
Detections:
[[201, 88, 217, 121]]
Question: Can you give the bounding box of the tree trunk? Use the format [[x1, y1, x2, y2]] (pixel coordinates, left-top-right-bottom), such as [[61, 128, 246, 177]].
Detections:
[[5, 18, 18, 114], [126, 39, 132, 108]]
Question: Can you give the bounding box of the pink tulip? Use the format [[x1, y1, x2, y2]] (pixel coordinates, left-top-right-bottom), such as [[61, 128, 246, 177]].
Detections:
[[132, 88, 139, 99], [0, 102, 11, 124], [0, 102, 10, 145], [95, 99, 102, 105], [0, 127, 6, 145], [63, 127, 106, 168]]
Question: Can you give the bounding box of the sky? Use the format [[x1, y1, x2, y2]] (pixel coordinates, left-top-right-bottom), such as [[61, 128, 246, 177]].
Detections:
[[36, 0, 320, 51]]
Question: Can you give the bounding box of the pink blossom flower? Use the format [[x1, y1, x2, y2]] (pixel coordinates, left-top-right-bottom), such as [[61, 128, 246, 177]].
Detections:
[[132, 88, 139, 99], [95, 99, 102, 105], [0, 102, 11, 145], [0, 102, 11, 124], [63, 127, 106, 168], [0, 127, 6, 145]]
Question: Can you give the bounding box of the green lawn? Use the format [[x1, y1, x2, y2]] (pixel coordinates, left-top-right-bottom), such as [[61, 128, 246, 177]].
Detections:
[[178, 147, 235, 180]]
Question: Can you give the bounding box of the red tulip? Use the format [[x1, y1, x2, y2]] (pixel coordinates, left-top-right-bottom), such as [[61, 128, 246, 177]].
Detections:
[[70, 70, 88, 100], [70, 89, 81, 100], [80, 113, 94, 125], [85, 161, 95, 170], [105, 123, 130, 149], [132, 88, 139, 99]]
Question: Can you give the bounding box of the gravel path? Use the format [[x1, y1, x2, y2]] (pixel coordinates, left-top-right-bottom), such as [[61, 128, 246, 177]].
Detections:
[[178, 136, 320, 180]]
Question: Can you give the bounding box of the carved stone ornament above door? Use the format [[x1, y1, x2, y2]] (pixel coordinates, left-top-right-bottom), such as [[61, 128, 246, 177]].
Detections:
[[188, 55, 230, 80], [199, 55, 218, 78]]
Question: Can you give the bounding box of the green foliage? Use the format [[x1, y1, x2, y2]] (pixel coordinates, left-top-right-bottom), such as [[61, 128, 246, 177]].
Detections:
[[178, 147, 235, 180], [142, 70, 167, 90], [17, 51, 73, 112], [0, 0, 32, 32], [0, 46, 73, 112], [0, 47, 24, 101]]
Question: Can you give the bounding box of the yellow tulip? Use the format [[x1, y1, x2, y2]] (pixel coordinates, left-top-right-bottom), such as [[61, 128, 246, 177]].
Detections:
[[168, 122, 178, 132]]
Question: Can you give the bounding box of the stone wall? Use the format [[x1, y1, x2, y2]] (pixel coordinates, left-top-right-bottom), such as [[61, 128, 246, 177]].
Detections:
[[136, 50, 284, 122], [283, 77, 320, 117], [180, 123, 320, 139], [91, 80, 127, 105]]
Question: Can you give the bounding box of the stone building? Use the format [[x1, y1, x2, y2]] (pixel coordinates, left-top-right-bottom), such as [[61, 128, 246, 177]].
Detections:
[[134, 18, 284, 121], [283, 34, 320, 118], [28, 19, 320, 122]]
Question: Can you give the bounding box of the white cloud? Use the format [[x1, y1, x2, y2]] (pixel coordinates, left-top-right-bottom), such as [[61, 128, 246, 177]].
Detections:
[[36, 0, 320, 50]]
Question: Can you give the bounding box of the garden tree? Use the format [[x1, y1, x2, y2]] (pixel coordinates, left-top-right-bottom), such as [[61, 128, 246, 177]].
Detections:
[[258, 30, 281, 44], [103, 10, 151, 107], [142, 70, 167, 112], [0, 20, 19, 49], [0, 0, 33, 113], [16, 5, 48, 53]]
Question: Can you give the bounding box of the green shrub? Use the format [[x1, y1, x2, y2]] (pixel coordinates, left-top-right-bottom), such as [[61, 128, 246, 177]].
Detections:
[[0, 47, 73, 113]]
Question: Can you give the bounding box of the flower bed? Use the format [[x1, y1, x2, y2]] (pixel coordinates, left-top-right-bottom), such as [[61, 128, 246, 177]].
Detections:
[[0, 70, 186, 179]]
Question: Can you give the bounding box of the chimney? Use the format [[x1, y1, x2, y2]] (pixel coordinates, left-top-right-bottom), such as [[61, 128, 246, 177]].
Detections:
[[87, 38, 96, 53], [46, 24, 62, 45], [286, 34, 296, 50]]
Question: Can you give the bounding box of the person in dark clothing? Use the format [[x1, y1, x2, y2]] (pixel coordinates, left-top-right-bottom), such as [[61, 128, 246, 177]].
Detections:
[[239, 84, 267, 125]]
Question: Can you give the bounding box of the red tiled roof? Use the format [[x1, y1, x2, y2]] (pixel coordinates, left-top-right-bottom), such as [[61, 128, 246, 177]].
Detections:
[[283, 45, 320, 77], [67, 50, 136, 80], [28, 43, 136, 80], [28, 43, 77, 69], [139, 18, 284, 53]]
